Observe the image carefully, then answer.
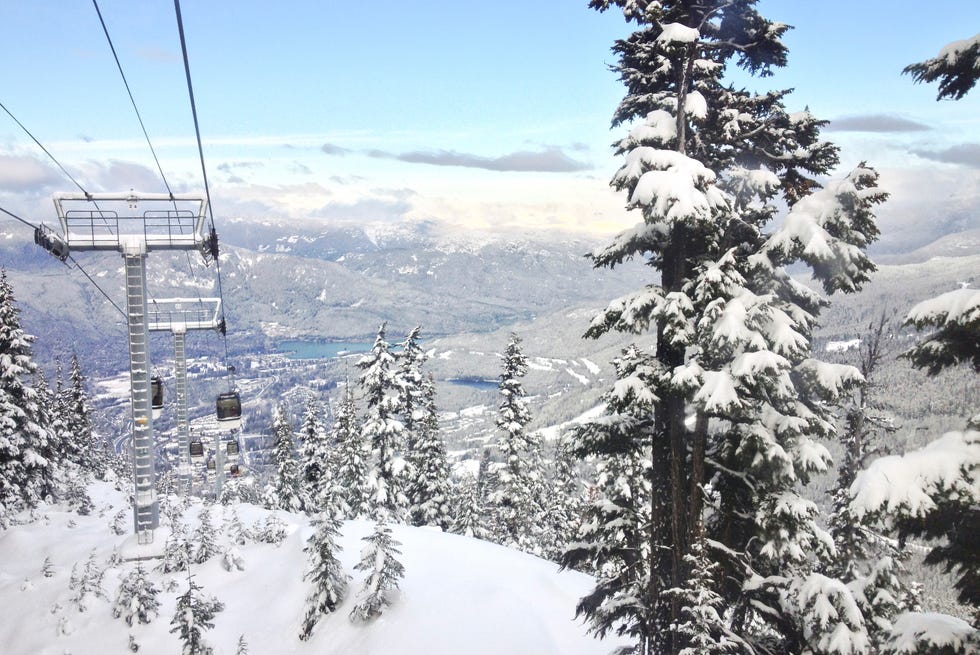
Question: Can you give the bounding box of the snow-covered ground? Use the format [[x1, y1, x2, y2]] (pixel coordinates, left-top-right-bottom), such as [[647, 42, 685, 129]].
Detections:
[[0, 482, 628, 655]]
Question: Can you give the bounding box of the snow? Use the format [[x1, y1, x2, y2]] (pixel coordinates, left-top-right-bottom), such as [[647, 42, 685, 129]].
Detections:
[[565, 367, 590, 386], [0, 483, 628, 654], [657, 22, 700, 44], [580, 358, 601, 375], [888, 611, 977, 653], [937, 33, 980, 63], [904, 287, 980, 327], [849, 430, 980, 521]]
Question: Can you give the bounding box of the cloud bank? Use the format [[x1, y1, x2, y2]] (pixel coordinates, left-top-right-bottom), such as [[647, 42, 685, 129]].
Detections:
[[827, 114, 931, 132]]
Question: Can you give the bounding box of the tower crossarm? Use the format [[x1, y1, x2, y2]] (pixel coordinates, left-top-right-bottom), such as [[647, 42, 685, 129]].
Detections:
[[147, 297, 222, 333], [53, 191, 209, 253]]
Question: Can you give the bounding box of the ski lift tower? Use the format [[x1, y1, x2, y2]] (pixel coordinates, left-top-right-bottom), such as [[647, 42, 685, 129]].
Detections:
[[147, 297, 223, 497], [52, 192, 216, 544]]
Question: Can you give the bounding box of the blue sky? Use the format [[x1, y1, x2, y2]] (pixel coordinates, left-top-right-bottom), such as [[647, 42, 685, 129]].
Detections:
[[1, 1, 978, 246]]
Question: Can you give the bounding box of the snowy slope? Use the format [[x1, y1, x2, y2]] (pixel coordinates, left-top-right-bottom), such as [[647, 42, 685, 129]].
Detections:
[[0, 482, 628, 655]]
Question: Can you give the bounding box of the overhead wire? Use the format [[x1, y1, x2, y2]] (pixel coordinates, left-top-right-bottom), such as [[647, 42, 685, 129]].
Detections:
[[92, 0, 200, 287], [0, 100, 92, 198], [173, 0, 231, 366], [0, 205, 127, 320]]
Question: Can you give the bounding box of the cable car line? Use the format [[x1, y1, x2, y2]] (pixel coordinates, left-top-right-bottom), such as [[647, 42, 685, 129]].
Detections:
[[1, 205, 127, 320], [91, 0, 177, 203], [173, 0, 229, 365], [0, 100, 93, 199]]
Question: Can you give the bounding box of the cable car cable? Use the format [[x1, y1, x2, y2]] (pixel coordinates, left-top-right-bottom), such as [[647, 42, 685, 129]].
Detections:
[[0, 100, 93, 199], [91, 0, 177, 202], [173, 0, 230, 365], [1, 205, 126, 319]]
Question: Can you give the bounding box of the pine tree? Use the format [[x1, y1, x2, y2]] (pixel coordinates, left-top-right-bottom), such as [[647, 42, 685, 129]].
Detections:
[[578, 4, 884, 653], [70, 549, 107, 612], [331, 378, 369, 519], [299, 511, 349, 640], [254, 512, 288, 545], [562, 345, 657, 648], [349, 514, 404, 622], [266, 404, 304, 512], [298, 393, 330, 506], [666, 535, 742, 655], [540, 431, 584, 562], [450, 472, 491, 540], [223, 507, 251, 546], [66, 353, 100, 477], [41, 556, 54, 578], [357, 323, 410, 521], [112, 563, 161, 626], [170, 573, 224, 655], [406, 374, 452, 530], [488, 333, 544, 552], [0, 269, 58, 522], [827, 312, 917, 651], [191, 506, 220, 564], [236, 635, 249, 655]]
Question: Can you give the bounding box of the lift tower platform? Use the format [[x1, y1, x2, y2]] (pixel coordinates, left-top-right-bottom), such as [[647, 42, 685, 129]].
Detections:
[[53, 192, 216, 544], [147, 297, 223, 496]]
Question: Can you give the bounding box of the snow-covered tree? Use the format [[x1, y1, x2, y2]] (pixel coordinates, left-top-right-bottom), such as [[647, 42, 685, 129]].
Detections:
[[0, 269, 58, 523], [236, 634, 249, 655], [666, 535, 742, 655], [396, 325, 426, 435], [489, 333, 544, 552], [191, 506, 220, 564], [357, 323, 410, 521], [904, 33, 980, 100], [349, 514, 404, 622], [298, 393, 330, 506], [299, 512, 349, 640], [406, 374, 451, 530], [450, 472, 491, 540], [170, 573, 224, 655], [540, 431, 584, 562], [331, 378, 369, 519], [113, 562, 160, 626], [69, 549, 107, 612], [562, 345, 657, 648], [577, 3, 884, 653], [223, 507, 251, 546], [66, 353, 99, 476], [254, 512, 288, 545], [264, 404, 304, 512]]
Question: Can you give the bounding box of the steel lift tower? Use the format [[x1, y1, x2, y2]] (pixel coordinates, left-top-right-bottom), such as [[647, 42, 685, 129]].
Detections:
[[52, 192, 216, 544], [146, 297, 223, 496]]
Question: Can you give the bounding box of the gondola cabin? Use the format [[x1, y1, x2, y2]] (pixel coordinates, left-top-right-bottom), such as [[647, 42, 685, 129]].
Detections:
[[206, 459, 216, 472], [228, 464, 241, 477], [189, 439, 205, 460], [226, 440, 240, 456], [151, 376, 164, 420], [216, 391, 242, 431]]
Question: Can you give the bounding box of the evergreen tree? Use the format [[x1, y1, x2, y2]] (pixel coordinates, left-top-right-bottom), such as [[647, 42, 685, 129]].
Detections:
[[298, 393, 330, 506], [349, 514, 404, 622], [70, 549, 107, 612], [236, 635, 249, 655], [666, 535, 742, 655], [0, 269, 58, 523], [827, 313, 918, 650], [30, 373, 66, 504], [254, 512, 288, 545], [299, 511, 349, 640], [578, 4, 884, 653], [266, 404, 304, 512], [191, 506, 220, 564], [450, 472, 491, 540], [41, 556, 54, 578], [396, 325, 426, 436], [66, 352, 100, 477], [540, 431, 584, 562], [331, 378, 369, 519], [170, 573, 224, 655], [406, 374, 452, 530], [357, 323, 410, 521], [562, 345, 657, 647], [488, 333, 544, 552], [223, 507, 251, 546], [112, 563, 161, 626]]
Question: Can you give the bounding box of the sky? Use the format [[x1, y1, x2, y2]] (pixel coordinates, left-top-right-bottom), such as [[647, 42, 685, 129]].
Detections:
[[1, 1, 978, 247]]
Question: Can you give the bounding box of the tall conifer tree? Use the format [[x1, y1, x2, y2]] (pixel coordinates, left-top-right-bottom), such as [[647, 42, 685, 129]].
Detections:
[[577, 4, 884, 652]]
